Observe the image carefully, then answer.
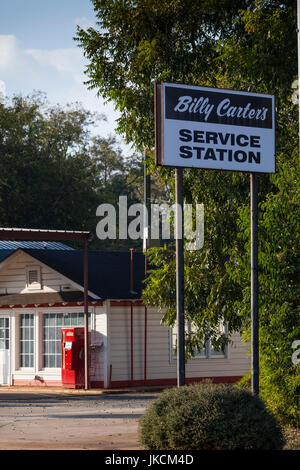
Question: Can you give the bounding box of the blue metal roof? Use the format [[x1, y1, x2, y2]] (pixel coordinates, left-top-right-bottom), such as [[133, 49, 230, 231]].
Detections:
[[0, 250, 13, 263], [23, 249, 146, 300], [0, 244, 147, 300], [0, 241, 74, 250]]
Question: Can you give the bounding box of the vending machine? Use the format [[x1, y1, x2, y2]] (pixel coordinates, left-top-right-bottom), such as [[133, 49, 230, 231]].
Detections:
[[61, 327, 85, 388]]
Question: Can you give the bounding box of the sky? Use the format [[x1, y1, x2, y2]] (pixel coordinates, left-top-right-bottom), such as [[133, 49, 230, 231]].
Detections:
[[0, 0, 131, 154]]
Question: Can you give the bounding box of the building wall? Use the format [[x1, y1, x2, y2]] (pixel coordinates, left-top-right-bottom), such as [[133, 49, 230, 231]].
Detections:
[[108, 303, 250, 387], [0, 252, 106, 387], [0, 251, 250, 388], [89, 305, 106, 387], [6, 306, 99, 386], [0, 250, 79, 294], [0, 301, 250, 388]]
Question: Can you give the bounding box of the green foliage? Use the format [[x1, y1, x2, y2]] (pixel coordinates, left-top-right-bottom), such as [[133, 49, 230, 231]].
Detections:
[[142, 167, 255, 353], [217, 0, 296, 102], [139, 383, 285, 449], [75, 0, 249, 151], [228, 152, 300, 426], [0, 92, 148, 250], [0, 92, 99, 233]]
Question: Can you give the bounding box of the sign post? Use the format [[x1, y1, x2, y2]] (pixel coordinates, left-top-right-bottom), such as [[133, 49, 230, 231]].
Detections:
[[250, 173, 259, 394], [175, 167, 185, 386], [155, 82, 275, 392]]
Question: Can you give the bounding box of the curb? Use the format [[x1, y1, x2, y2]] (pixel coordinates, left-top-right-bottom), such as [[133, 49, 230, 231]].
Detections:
[[0, 385, 168, 396]]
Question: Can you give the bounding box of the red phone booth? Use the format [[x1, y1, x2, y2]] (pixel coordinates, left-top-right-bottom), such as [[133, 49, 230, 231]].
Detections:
[[61, 327, 85, 388]]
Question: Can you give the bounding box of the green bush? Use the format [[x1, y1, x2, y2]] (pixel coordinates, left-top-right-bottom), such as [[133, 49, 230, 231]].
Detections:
[[139, 383, 285, 450], [237, 369, 300, 428]]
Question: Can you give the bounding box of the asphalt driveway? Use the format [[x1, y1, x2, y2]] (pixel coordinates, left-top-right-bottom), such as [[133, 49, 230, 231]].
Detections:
[[0, 387, 160, 450]]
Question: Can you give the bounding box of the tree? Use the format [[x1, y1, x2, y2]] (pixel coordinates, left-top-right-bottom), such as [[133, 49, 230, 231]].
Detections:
[[89, 135, 125, 189], [0, 92, 146, 250], [0, 92, 101, 232], [75, 0, 299, 424], [75, 0, 250, 151], [228, 151, 300, 426]]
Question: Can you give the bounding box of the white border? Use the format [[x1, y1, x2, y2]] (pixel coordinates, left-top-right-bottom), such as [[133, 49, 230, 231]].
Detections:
[[161, 82, 275, 173]]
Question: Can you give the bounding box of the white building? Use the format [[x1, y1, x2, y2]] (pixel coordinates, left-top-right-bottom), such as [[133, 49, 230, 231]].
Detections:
[[0, 241, 250, 388]]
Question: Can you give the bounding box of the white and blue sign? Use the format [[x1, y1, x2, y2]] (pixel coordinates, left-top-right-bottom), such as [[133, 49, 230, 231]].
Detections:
[[156, 82, 275, 173]]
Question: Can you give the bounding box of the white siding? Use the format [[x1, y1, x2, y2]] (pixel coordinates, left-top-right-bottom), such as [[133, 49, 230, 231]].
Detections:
[[0, 250, 80, 294], [89, 305, 106, 383], [0, 250, 250, 388], [109, 305, 250, 383]]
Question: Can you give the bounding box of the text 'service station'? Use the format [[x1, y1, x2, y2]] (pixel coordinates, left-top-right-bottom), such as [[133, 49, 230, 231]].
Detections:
[[162, 84, 275, 171]]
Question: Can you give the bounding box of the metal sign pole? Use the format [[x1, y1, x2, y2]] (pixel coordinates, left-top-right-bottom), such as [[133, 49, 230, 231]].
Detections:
[[144, 158, 151, 249], [83, 238, 89, 390], [175, 167, 185, 386], [250, 173, 259, 395]]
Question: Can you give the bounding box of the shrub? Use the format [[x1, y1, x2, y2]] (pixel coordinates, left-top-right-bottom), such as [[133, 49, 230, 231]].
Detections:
[[237, 369, 300, 428], [139, 382, 285, 450]]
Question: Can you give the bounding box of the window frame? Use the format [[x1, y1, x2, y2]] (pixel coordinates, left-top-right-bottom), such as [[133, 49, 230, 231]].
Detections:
[[19, 313, 35, 369], [41, 310, 93, 370], [0, 316, 10, 351], [169, 321, 228, 362]]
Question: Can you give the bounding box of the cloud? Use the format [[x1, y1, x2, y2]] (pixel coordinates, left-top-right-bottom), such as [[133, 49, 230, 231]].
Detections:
[[0, 34, 83, 87], [73, 16, 96, 30], [0, 79, 6, 102], [26, 47, 83, 80], [0, 35, 18, 68], [0, 34, 131, 154]]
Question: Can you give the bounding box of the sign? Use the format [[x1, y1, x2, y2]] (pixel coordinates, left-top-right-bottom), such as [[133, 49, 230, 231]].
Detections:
[[155, 82, 275, 173]]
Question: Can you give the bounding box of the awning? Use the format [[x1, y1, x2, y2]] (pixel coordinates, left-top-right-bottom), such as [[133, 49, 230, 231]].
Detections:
[[0, 291, 102, 308]]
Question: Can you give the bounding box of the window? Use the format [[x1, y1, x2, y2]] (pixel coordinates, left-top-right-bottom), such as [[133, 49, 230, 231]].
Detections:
[[28, 270, 38, 284], [209, 342, 226, 357], [0, 317, 9, 350], [207, 322, 228, 357], [170, 321, 227, 360], [26, 266, 41, 290], [43, 313, 90, 368], [20, 314, 34, 367]]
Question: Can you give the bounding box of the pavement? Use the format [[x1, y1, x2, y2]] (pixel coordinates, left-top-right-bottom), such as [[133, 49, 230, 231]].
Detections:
[[0, 385, 164, 450], [0, 384, 168, 394]]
